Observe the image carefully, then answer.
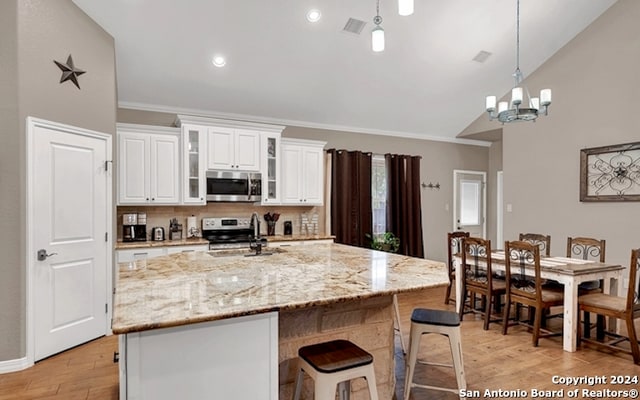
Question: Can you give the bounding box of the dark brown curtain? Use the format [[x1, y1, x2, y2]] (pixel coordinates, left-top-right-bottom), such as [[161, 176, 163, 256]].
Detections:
[[385, 154, 424, 257], [327, 149, 372, 248]]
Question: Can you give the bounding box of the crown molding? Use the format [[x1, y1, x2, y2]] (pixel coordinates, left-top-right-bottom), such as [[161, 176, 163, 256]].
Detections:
[[119, 101, 492, 148]]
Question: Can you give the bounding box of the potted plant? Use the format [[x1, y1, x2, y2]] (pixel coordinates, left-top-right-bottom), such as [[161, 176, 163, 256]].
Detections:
[[367, 232, 400, 253]]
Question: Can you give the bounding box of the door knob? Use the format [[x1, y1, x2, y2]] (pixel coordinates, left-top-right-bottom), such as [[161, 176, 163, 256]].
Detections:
[[37, 249, 58, 261]]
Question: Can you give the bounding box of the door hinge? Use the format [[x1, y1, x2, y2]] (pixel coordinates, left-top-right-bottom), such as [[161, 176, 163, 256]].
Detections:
[[105, 303, 108, 314], [105, 232, 108, 242]]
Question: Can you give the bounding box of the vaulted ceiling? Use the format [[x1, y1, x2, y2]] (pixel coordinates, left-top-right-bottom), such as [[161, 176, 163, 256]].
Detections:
[[73, 0, 617, 143]]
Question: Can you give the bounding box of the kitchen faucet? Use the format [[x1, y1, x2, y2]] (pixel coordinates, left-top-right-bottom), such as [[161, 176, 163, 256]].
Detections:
[[248, 212, 264, 255], [250, 212, 261, 239]]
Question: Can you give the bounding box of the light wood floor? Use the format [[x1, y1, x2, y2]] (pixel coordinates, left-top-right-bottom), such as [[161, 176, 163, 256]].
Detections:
[[1, 286, 638, 400]]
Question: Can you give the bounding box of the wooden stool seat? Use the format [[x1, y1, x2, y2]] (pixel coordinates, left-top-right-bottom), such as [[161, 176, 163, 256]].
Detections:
[[299, 339, 373, 373], [404, 308, 466, 400], [292, 340, 379, 400]]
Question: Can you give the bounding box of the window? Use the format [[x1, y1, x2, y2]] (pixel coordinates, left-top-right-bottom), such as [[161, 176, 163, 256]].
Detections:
[[371, 154, 387, 237], [460, 180, 481, 225]]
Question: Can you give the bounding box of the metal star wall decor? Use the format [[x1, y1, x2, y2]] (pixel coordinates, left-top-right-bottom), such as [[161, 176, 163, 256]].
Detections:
[[53, 55, 85, 89]]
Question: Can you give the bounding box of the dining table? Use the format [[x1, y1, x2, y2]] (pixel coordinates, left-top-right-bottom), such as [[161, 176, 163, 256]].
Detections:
[[454, 252, 625, 352]]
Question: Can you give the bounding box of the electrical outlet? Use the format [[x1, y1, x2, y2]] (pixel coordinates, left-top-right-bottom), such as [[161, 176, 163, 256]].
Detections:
[[506, 203, 513, 212]]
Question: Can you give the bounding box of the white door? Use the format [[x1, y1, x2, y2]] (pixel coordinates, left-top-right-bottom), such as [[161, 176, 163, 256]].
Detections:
[[453, 170, 486, 238], [118, 132, 149, 204], [281, 144, 302, 204], [30, 119, 110, 361], [234, 129, 261, 171], [150, 134, 180, 204], [302, 146, 323, 205], [207, 126, 235, 170]]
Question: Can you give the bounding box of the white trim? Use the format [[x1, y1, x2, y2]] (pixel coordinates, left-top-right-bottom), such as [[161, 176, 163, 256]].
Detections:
[[496, 171, 504, 250], [116, 123, 180, 135], [175, 114, 285, 134], [120, 101, 492, 147], [26, 117, 113, 366], [453, 169, 487, 239], [0, 357, 31, 374]]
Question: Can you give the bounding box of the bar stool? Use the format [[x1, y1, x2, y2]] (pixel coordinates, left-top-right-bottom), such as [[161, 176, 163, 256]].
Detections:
[[404, 309, 466, 400], [292, 339, 379, 400]]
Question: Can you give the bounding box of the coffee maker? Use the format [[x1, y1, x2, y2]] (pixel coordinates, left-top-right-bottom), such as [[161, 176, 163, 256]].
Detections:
[[122, 212, 147, 242]]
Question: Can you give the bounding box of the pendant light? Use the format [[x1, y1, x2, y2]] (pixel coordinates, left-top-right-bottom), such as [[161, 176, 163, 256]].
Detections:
[[485, 0, 552, 123], [398, 0, 414, 16], [372, 0, 385, 52]]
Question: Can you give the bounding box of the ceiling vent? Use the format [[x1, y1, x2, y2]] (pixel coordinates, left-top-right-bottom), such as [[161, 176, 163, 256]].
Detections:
[[343, 18, 366, 35], [472, 50, 492, 63]]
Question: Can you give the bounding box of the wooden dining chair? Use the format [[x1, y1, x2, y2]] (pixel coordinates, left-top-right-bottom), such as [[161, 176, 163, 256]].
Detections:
[[578, 248, 640, 364], [502, 241, 564, 346], [567, 237, 606, 263], [567, 236, 606, 337], [519, 233, 551, 257], [444, 231, 469, 305], [459, 237, 506, 330]]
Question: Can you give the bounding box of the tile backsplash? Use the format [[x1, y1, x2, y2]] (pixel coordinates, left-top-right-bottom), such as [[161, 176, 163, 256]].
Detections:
[[117, 203, 326, 241]]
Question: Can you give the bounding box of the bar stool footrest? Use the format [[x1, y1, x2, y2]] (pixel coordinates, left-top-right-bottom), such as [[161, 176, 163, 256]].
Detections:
[[416, 359, 454, 369], [409, 382, 460, 395]]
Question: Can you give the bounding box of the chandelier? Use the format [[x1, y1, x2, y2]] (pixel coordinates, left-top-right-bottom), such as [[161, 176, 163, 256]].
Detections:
[[485, 0, 552, 123]]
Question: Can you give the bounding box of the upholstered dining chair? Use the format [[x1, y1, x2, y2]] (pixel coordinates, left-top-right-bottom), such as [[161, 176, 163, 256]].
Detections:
[[502, 241, 564, 347], [578, 248, 640, 364], [444, 231, 470, 305], [459, 237, 506, 330], [519, 233, 551, 257], [567, 236, 606, 337]]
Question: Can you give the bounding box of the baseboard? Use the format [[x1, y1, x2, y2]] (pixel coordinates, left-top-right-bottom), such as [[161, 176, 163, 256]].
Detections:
[[0, 356, 31, 374]]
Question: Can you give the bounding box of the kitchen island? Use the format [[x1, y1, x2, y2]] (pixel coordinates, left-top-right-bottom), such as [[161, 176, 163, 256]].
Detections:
[[113, 242, 447, 399]]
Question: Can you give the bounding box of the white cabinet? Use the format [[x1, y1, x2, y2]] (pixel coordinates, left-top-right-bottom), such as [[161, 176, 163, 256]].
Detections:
[[261, 133, 281, 204], [119, 312, 278, 400], [207, 126, 260, 171], [181, 124, 206, 204], [117, 124, 181, 205], [116, 247, 165, 263], [281, 138, 326, 205], [116, 244, 209, 262], [165, 244, 208, 254]]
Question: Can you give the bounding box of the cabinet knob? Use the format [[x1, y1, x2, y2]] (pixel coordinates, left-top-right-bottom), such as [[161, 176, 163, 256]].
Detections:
[[151, 198, 155, 201], [304, 199, 307, 202], [146, 198, 149, 201]]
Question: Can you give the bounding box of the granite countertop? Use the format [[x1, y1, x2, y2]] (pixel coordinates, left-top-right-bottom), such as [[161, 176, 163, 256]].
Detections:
[[112, 243, 447, 334], [115, 237, 210, 249]]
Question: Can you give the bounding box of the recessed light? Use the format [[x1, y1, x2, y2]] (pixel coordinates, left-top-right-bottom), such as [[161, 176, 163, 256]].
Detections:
[[306, 9, 321, 23], [212, 56, 226, 68]]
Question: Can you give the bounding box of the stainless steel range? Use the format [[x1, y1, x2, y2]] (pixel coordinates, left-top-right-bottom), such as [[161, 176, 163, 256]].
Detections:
[[201, 217, 266, 250]]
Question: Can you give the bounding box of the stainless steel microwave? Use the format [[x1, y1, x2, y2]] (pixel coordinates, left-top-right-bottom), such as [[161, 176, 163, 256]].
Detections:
[[206, 170, 262, 202]]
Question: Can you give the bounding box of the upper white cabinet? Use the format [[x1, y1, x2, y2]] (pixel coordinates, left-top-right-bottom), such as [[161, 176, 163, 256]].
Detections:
[[207, 127, 260, 171], [181, 124, 206, 204], [261, 133, 281, 205], [281, 138, 326, 205], [118, 124, 181, 205]]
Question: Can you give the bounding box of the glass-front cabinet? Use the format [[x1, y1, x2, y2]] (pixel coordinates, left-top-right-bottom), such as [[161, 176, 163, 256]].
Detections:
[[181, 124, 206, 204], [261, 132, 281, 204]]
